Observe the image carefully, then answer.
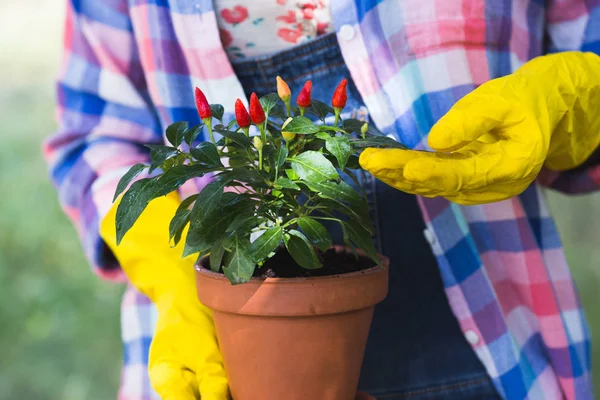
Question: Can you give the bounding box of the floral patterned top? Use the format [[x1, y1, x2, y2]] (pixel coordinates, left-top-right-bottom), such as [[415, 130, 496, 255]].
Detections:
[[214, 0, 332, 60]]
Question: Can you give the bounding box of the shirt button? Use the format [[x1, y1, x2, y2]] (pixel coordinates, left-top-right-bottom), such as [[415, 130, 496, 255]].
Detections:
[[423, 228, 436, 246], [465, 330, 480, 345], [339, 24, 355, 41]]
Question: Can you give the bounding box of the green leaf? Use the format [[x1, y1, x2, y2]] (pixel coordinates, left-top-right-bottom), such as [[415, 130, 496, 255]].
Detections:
[[315, 132, 331, 140], [227, 214, 261, 233], [113, 163, 147, 202], [325, 135, 352, 170], [285, 168, 300, 180], [260, 93, 280, 116], [227, 119, 238, 130], [182, 241, 207, 258], [298, 217, 331, 252], [223, 236, 255, 284], [209, 240, 226, 272], [220, 192, 239, 206], [187, 199, 253, 252], [115, 178, 157, 244], [308, 99, 334, 121], [146, 144, 179, 172], [366, 123, 385, 136], [318, 198, 374, 234], [191, 142, 223, 167], [168, 194, 198, 243], [178, 194, 201, 214], [342, 119, 365, 134], [283, 116, 319, 134], [342, 220, 380, 264], [217, 168, 266, 186], [270, 145, 288, 169], [346, 155, 360, 169], [319, 126, 346, 133], [351, 135, 407, 149], [274, 177, 300, 190], [284, 230, 322, 269], [214, 127, 253, 148], [189, 178, 230, 222], [269, 104, 287, 119], [160, 153, 187, 172], [184, 124, 204, 146], [341, 169, 368, 200], [289, 151, 338, 183], [169, 209, 191, 246], [248, 227, 282, 262], [166, 121, 188, 147], [307, 180, 362, 204], [153, 164, 221, 197], [210, 104, 225, 121]]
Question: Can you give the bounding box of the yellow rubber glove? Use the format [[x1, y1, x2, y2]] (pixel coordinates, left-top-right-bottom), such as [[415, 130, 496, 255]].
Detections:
[[360, 51, 600, 205], [100, 193, 229, 400]]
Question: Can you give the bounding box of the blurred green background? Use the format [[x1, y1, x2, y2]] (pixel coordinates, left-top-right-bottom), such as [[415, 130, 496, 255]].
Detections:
[[0, 1, 123, 399], [0, 1, 598, 399]]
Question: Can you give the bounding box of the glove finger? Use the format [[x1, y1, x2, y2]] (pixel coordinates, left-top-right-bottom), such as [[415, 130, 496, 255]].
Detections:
[[195, 357, 230, 400], [428, 78, 514, 152], [443, 175, 536, 205], [150, 362, 199, 400], [374, 174, 439, 196], [402, 153, 482, 193], [359, 148, 426, 173], [361, 148, 466, 196], [403, 138, 538, 194], [360, 148, 447, 194]]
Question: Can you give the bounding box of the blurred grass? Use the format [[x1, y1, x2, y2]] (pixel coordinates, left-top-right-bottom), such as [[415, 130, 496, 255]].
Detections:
[[0, 0, 598, 399], [0, 1, 123, 399]]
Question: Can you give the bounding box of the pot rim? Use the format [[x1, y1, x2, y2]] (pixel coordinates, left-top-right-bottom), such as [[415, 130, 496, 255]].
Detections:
[[194, 262, 387, 284], [194, 245, 389, 284], [195, 246, 390, 317]]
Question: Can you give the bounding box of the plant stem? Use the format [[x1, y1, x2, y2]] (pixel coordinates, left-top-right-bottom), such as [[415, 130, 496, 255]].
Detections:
[[258, 147, 263, 170], [285, 100, 291, 118], [281, 218, 298, 228], [334, 109, 340, 127], [207, 123, 215, 144], [312, 216, 340, 222], [258, 122, 267, 146]]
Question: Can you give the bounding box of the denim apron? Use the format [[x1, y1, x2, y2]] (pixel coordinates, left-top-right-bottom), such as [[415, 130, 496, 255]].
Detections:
[[231, 34, 500, 399]]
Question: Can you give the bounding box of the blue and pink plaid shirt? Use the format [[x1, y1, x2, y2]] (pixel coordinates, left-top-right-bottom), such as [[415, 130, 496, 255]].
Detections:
[[45, 0, 600, 399]]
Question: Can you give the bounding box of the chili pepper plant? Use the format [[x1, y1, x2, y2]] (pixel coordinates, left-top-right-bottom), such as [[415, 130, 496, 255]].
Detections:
[[113, 77, 406, 284]]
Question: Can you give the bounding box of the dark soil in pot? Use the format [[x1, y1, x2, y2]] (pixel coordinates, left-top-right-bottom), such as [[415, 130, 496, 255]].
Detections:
[[201, 247, 377, 278]]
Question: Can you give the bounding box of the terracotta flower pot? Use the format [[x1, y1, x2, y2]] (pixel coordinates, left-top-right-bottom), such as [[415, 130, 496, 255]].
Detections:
[[196, 246, 389, 400]]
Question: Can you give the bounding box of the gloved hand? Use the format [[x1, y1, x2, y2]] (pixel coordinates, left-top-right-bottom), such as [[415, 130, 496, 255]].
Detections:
[[360, 51, 600, 205], [100, 192, 229, 400]]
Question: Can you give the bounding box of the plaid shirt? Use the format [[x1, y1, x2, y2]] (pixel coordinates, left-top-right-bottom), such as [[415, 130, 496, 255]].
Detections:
[[45, 0, 600, 399]]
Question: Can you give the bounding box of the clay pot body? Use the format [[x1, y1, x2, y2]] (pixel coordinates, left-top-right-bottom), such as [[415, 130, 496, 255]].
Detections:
[[196, 248, 389, 400]]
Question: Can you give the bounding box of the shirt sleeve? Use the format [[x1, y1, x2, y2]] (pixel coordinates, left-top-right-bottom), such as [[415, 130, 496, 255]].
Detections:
[[537, 0, 600, 194], [43, 0, 161, 280]]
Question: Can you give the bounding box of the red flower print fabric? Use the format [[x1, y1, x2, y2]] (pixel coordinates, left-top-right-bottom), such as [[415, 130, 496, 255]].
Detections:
[[220, 5, 249, 24], [214, 0, 332, 60]]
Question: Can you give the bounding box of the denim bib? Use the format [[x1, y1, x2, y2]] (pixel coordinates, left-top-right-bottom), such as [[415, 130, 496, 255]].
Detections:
[[231, 33, 499, 399]]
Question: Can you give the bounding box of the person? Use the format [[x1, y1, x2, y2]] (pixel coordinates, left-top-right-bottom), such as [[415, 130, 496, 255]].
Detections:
[[44, 0, 600, 399]]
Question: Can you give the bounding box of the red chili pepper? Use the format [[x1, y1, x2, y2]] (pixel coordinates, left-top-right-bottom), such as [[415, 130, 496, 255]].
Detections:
[[332, 78, 348, 110], [194, 87, 212, 120], [235, 99, 251, 128], [276, 76, 291, 102], [249, 92, 266, 124], [296, 80, 312, 108]]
